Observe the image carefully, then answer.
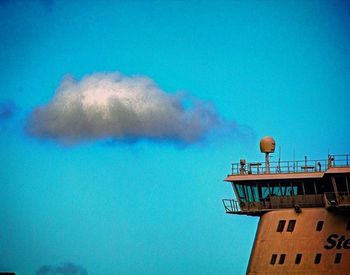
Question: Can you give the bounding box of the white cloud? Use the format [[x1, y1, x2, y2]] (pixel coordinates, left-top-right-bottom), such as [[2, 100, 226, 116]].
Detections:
[[27, 72, 225, 145]]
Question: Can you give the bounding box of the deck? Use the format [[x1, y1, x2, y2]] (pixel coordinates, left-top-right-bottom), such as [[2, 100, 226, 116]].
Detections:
[[223, 193, 350, 216], [229, 154, 349, 176]]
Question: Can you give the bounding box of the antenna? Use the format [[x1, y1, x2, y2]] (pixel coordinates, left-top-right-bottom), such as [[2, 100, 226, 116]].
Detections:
[[278, 146, 281, 173], [293, 149, 295, 172], [279, 146, 281, 160], [260, 136, 276, 174]]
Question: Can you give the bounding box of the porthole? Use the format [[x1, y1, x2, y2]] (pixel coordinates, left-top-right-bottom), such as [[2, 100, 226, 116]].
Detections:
[[270, 254, 277, 265], [277, 220, 286, 232], [316, 221, 324, 231], [287, 220, 296, 232], [295, 254, 302, 264], [314, 253, 322, 264], [279, 254, 286, 265], [335, 253, 342, 264]]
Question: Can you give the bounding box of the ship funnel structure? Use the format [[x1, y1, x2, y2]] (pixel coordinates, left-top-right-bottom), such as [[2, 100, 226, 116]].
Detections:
[[260, 136, 275, 174]]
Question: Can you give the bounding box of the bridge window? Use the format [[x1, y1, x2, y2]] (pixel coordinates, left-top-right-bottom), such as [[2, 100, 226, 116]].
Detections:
[[277, 220, 286, 232], [303, 181, 315, 194], [316, 221, 324, 231], [295, 254, 302, 264], [270, 254, 277, 265], [261, 184, 270, 199], [314, 253, 322, 264], [252, 185, 260, 202], [291, 181, 303, 195], [278, 254, 286, 264], [317, 177, 334, 194], [335, 175, 348, 193], [287, 220, 296, 232], [245, 184, 259, 202], [335, 253, 342, 264], [269, 183, 282, 196], [279, 182, 291, 196], [235, 184, 247, 202], [235, 183, 262, 203]]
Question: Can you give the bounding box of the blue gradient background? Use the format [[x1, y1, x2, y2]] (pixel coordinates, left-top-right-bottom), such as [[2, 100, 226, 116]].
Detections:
[[0, 1, 349, 274]]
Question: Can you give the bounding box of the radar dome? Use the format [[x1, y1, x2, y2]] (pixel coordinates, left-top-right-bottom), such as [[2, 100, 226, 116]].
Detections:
[[260, 136, 276, 153]]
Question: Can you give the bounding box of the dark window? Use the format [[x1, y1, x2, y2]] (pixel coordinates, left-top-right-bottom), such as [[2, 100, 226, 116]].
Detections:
[[314, 253, 322, 264], [316, 221, 324, 231], [287, 220, 296, 232], [335, 253, 342, 264], [277, 220, 286, 232], [304, 180, 317, 194], [335, 175, 347, 193], [295, 254, 302, 264], [270, 254, 277, 265], [279, 254, 286, 264], [346, 221, 350, 231]]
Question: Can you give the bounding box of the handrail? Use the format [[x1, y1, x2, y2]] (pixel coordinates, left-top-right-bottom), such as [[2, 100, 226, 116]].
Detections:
[[231, 154, 350, 175], [222, 199, 241, 213], [324, 192, 350, 207], [223, 194, 325, 213]]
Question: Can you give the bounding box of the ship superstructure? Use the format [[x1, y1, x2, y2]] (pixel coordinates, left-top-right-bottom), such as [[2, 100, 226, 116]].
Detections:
[[223, 137, 350, 274]]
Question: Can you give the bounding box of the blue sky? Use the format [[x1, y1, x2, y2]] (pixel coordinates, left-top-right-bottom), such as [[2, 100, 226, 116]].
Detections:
[[1, 1, 350, 274]]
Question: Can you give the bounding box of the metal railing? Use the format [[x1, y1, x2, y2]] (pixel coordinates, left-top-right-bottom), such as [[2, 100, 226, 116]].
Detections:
[[222, 199, 240, 213], [231, 154, 350, 175], [324, 192, 350, 207], [223, 194, 325, 214]]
